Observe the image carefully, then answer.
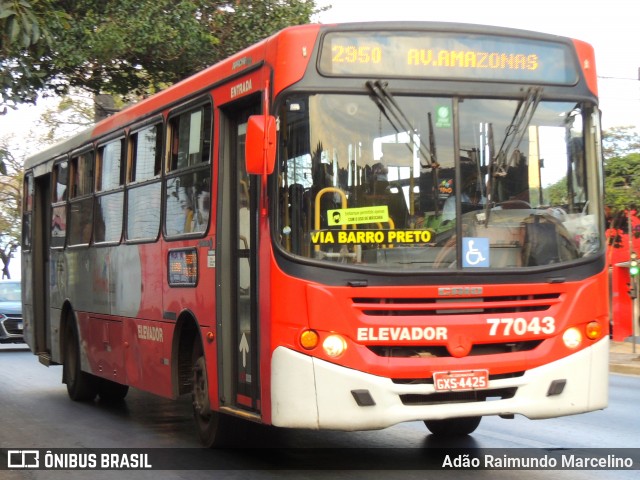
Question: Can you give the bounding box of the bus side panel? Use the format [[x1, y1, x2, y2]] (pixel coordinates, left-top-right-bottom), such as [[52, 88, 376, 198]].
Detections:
[[48, 249, 66, 362], [134, 243, 165, 320], [73, 311, 176, 398], [160, 236, 218, 401], [124, 317, 175, 397], [117, 242, 174, 397]]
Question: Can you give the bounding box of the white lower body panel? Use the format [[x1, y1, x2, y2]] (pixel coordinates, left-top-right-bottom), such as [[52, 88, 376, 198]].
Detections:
[[270, 337, 609, 430]]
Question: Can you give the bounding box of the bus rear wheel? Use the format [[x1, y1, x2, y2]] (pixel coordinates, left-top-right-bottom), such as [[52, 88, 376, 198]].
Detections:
[[424, 416, 482, 437], [63, 320, 98, 402]]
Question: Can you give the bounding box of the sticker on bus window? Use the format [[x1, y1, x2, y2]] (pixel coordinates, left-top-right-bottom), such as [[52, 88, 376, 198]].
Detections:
[[462, 237, 489, 267], [327, 206, 389, 226], [435, 105, 451, 128]]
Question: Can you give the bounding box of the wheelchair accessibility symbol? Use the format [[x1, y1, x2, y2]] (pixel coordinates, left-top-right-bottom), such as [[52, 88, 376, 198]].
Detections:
[[462, 237, 489, 268]]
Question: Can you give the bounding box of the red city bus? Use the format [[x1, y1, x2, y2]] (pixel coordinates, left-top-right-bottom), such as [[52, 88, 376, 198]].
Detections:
[[21, 22, 608, 446]]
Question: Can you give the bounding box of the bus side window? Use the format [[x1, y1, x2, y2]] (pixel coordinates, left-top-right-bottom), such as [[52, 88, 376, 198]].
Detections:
[[126, 123, 162, 242], [51, 160, 68, 249], [167, 104, 212, 171], [165, 171, 210, 235], [164, 102, 212, 238], [94, 139, 125, 244], [68, 151, 94, 246], [22, 174, 34, 250]]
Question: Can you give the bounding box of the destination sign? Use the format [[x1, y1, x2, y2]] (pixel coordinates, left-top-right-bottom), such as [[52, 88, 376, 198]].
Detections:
[[310, 229, 433, 245], [168, 248, 198, 286], [318, 31, 579, 84]]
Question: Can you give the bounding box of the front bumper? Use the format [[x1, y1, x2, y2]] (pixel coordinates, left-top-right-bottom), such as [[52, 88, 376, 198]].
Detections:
[[271, 336, 609, 430]]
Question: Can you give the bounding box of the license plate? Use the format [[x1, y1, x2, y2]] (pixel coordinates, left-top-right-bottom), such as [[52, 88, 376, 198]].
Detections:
[[18, 323, 23, 329], [433, 370, 489, 391]]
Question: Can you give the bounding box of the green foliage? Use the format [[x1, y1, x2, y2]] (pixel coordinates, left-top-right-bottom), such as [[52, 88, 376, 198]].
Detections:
[[604, 153, 640, 211], [602, 127, 640, 212], [544, 180, 568, 206], [0, 141, 22, 277], [209, 1, 322, 61], [1, 0, 68, 110], [1, 0, 324, 109]]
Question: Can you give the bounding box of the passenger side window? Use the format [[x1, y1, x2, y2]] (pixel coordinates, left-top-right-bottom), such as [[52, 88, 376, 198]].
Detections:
[[51, 160, 68, 249], [168, 106, 211, 171], [22, 174, 34, 250], [127, 123, 162, 241], [68, 151, 94, 246], [165, 103, 212, 237], [94, 139, 125, 244]]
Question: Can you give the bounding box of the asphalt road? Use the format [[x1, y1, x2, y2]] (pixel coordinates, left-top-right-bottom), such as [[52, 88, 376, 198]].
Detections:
[[1, 344, 638, 480]]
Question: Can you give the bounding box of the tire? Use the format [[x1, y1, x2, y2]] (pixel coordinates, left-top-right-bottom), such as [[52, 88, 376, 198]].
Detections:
[[424, 416, 482, 437], [97, 378, 129, 402], [192, 352, 243, 447], [63, 320, 98, 402]]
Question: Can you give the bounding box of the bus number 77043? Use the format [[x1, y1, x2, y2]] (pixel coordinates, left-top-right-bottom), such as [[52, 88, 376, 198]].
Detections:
[[486, 317, 557, 337]]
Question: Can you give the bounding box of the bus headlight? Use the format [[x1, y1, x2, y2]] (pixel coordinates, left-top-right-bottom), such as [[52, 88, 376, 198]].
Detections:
[[562, 327, 582, 349], [323, 334, 347, 358]]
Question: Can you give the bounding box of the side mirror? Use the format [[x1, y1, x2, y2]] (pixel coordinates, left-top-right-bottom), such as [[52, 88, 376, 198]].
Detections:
[[245, 115, 276, 175]]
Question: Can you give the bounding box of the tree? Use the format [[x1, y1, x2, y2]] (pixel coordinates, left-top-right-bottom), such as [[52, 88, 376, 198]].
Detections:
[[0, 143, 22, 278], [1, 0, 68, 110], [1, 1, 325, 108], [603, 153, 640, 212], [36, 88, 95, 144], [602, 125, 640, 159], [602, 127, 640, 212]]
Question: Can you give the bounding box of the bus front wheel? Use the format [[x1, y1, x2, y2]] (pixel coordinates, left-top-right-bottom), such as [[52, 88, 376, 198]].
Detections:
[[63, 320, 98, 402], [424, 416, 482, 437], [192, 354, 239, 447]]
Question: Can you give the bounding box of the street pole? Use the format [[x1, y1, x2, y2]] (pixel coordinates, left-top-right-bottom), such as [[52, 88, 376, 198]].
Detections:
[[632, 272, 638, 354], [630, 211, 638, 353]]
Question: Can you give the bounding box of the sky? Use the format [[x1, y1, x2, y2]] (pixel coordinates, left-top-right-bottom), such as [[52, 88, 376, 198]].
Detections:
[[314, 0, 640, 131]]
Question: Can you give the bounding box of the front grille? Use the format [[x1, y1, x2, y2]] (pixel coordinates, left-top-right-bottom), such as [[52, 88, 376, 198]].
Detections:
[[368, 340, 542, 358], [353, 293, 560, 316], [2, 315, 23, 335], [400, 387, 518, 406]]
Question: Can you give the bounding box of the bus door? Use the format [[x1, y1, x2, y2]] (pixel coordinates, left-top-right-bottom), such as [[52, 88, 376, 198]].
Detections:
[[29, 173, 51, 355], [217, 97, 261, 414]]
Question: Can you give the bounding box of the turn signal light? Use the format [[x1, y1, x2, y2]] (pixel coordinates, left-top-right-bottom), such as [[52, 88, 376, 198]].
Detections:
[[585, 321, 602, 340], [300, 329, 319, 350]]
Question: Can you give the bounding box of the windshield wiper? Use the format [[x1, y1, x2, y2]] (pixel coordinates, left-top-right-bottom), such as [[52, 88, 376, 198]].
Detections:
[[484, 87, 542, 225], [366, 80, 440, 214]]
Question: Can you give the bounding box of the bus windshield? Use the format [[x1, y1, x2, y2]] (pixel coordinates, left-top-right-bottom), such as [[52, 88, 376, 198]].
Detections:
[[276, 92, 603, 270]]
